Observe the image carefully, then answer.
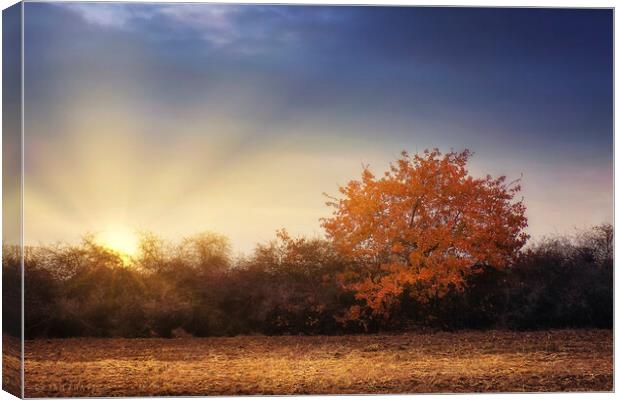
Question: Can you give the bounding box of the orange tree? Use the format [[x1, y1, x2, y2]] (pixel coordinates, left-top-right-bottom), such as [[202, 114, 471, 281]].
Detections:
[[321, 149, 528, 323]]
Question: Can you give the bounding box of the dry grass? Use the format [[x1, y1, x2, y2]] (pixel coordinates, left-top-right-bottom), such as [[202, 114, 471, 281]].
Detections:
[[3, 335, 21, 397], [24, 330, 612, 397]]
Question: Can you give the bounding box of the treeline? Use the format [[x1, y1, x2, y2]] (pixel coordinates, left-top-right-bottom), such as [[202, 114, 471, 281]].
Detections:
[[3, 225, 612, 338]]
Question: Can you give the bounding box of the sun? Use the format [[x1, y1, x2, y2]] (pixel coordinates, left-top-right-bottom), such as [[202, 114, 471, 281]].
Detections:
[[96, 228, 139, 258]]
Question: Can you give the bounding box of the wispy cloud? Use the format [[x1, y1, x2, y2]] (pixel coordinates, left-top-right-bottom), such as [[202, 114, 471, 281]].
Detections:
[[60, 3, 152, 29], [56, 3, 350, 53], [156, 4, 241, 47], [57, 3, 317, 51]]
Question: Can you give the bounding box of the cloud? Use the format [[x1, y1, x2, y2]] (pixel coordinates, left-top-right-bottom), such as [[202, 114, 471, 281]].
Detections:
[[56, 3, 349, 52], [60, 3, 147, 29], [156, 4, 241, 47], [57, 3, 280, 49]]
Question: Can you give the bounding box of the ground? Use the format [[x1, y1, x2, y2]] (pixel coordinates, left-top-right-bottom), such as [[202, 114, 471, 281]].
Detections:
[[20, 330, 612, 397], [2, 335, 20, 397]]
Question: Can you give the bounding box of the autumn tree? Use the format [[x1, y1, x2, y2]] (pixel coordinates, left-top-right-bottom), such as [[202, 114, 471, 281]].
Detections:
[[322, 149, 529, 321]]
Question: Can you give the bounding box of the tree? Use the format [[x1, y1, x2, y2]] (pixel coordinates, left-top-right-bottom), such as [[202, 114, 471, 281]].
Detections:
[[178, 232, 231, 274], [322, 149, 529, 321], [239, 229, 348, 334]]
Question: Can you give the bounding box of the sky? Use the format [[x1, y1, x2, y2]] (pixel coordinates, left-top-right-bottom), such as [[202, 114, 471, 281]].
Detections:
[[12, 3, 613, 253]]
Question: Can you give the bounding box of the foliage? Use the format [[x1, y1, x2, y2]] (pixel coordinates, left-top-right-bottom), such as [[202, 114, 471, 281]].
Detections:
[[1, 149, 611, 338], [322, 149, 528, 321], [8, 224, 611, 338], [500, 224, 613, 329], [17, 230, 352, 338]]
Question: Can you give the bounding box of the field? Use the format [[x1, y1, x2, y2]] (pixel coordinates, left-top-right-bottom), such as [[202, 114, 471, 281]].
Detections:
[[2, 335, 21, 397], [23, 330, 612, 397]]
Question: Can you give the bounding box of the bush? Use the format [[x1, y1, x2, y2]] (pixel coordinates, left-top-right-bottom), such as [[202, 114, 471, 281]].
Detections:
[[500, 225, 612, 329], [6, 225, 612, 338]]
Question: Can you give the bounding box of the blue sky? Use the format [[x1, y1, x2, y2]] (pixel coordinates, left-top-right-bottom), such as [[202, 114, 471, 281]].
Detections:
[[19, 3, 613, 252]]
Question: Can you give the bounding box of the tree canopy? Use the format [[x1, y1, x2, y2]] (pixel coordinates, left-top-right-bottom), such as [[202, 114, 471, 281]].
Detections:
[[322, 149, 529, 319]]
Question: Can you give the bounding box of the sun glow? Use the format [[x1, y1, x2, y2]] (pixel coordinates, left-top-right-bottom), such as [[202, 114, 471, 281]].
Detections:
[[96, 228, 139, 258]]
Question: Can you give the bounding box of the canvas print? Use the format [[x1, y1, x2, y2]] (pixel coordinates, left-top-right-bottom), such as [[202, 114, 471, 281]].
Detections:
[[2, 2, 613, 397]]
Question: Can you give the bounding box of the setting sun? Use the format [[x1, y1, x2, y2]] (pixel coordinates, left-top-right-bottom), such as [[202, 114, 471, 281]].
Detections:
[[96, 228, 139, 257]]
